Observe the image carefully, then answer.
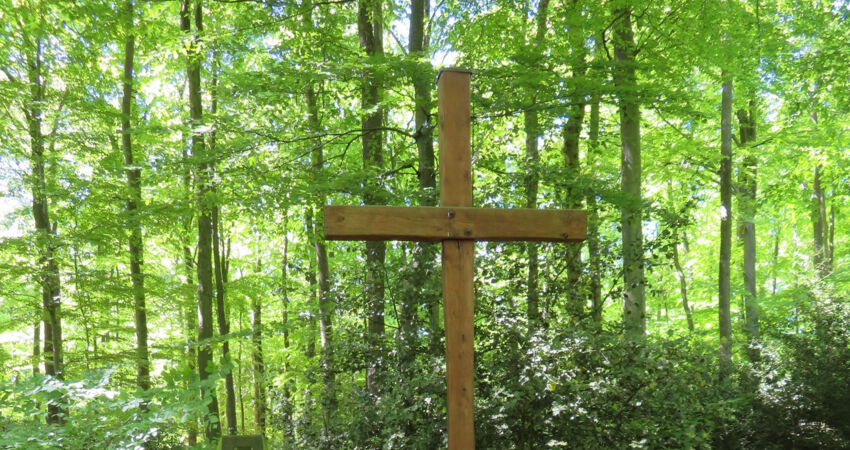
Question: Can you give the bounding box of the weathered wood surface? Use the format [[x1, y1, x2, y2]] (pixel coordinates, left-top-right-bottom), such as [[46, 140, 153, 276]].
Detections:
[[324, 205, 586, 242], [438, 68, 476, 450]]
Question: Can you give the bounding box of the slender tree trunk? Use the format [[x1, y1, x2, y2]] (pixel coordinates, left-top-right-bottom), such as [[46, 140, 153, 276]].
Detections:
[[209, 56, 237, 432], [120, 0, 151, 397], [808, 111, 829, 278], [303, 207, 318, 435], [299, 3, 337, 422], [561, 0, 588, 324], [358, 0, 386, 397], [183, 214, 199, 446], [237, 311, 246, 432], [25, 30, 65, 425], [212, 205, 237, 434], [612, 6, 645, 337], [587, 96, 603, 326], [402, 0, 439, 372], [719, 77, 734, 377], [280, 213, 293, 436], [812, 165, 829, 278], [32, 321, 41, 375], [672, 231, 694, 332], [562, 92, 587, 323], [181, 145, 199, 446], [772, 225, 780, 295], [828, 196, 835, 271], [523, 0, 550, 326], [525, 104, 542, 324], [181, 0, 220, 439], [251, 261, 266, 435], [304, 76, 337, 430], [736, 102, 759, 355]]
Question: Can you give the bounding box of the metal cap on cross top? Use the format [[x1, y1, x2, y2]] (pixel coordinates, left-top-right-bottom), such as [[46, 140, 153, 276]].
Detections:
[[324, 70, 586, 449]]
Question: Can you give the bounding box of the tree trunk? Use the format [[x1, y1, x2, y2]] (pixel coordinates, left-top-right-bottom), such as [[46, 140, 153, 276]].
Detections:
[[212, 205, 237, 434], [251, 262, 266, 435], [719, 77, 734, 377], [32, 321, 41, 375], [303, 206, 318, 435], [181, 142, 199, 446], [562, 93, 587, 323], [736, 102, 759, 353], [402, 0, 440, 371], [672, 231, 694, 332], [358, 0, 386, 397], [209, 55, 237, 433], [561, 0, 588, 324], [299, 1, 337, 420], [304, 77, 337, 430], [120, 0, 150, 397], [812, 165, 829, 278], [612, 6, 645, 337], [828, 197, 835, 271], [525, 105, 542, 324], [808, 110, 829, 278], [25, 30, 65, 425], [523, 0, 550, 326], [587, 95, 603, 326], [181, 0, 221, 439], [280, 213, 293, 436], [772, 226, 780, 295]]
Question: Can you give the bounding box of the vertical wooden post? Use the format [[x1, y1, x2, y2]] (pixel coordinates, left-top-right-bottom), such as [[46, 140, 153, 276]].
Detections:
[[438, 68, 474, 449]]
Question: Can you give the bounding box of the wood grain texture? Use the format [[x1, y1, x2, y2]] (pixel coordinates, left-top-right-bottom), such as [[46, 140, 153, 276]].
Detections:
[[442, 239, 475, 450], [438, 68, 475, 450], [324, 205, 586, 242], [438, 69, 472, 208]]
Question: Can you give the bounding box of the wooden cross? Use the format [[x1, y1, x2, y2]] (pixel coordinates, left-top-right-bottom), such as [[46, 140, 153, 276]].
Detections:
[[324, 69, 586, 449]]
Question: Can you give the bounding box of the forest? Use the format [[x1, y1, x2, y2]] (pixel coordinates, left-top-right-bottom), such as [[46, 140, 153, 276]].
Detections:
[[1, 0, 849, 448]]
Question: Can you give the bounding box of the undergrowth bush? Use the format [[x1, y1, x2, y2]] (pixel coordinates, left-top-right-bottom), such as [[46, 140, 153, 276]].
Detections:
[[3, 300, 848, 449]]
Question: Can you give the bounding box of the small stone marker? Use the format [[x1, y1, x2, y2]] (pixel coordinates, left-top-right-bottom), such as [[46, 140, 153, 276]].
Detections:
[[220, 434, 265, 450]]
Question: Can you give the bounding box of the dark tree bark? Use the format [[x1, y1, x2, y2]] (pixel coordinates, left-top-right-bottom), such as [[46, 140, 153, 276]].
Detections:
[[119, 0, 151, 397], [612, 6, 645, 337], [719, 78, 734, 376], [357, 0, 387, 397], [180, 0, 220, 439]]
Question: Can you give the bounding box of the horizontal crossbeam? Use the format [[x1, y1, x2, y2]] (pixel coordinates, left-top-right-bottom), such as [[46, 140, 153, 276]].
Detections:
[[324, 205, 586, 242]]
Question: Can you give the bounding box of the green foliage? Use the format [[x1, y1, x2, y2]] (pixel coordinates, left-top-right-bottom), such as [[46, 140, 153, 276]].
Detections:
[[0, 366, 212, 449], [746, 299, 850, 448], [1, 0, 849, 447]]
